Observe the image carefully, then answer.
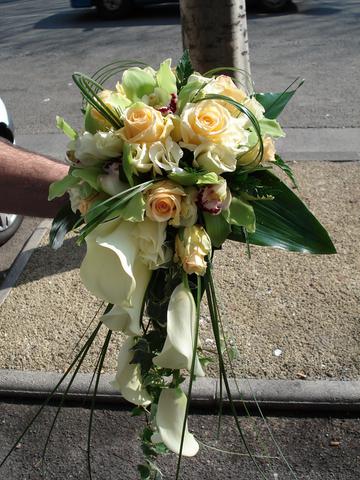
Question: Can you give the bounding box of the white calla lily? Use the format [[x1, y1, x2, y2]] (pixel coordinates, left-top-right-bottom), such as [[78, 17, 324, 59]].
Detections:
[[153, 283, 204, 377], [155, 388, 199, 456], [80, 220, 139, 306], [112, 337, 151, 406], [100, 260, 152, 335]]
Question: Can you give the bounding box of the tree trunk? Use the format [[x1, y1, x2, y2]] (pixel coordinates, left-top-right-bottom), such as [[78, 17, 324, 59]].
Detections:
[[180, 0, 252, 92]]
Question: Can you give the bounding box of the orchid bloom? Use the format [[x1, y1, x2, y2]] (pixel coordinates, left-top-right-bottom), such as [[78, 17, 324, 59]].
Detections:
[[153, 283, 204, 377], [153, 387, 199, 456]]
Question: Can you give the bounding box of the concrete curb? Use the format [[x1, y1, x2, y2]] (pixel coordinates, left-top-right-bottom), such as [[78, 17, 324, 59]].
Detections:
[[0, 369, 359, 413], [0, 219, 52, 306]]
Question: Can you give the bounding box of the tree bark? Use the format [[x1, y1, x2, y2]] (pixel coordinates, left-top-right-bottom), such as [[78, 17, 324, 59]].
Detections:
[[180, 0, 252, 92]]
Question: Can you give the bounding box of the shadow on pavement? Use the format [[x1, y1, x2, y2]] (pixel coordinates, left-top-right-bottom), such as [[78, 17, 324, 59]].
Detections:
[[33, 4, 180, 30]]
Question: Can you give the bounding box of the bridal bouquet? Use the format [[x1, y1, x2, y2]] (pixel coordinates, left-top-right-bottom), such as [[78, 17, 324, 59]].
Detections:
[[13, 52, 336, 478]]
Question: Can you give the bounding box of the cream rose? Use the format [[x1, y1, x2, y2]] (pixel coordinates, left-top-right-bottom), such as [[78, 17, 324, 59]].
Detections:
[[179, 187, 198, 227], [149, 136, 183, 174], [145, 180, 185, 225], [180, 100, 248, 149], [203, 75, 248, 116], [121, 103, 172, 144], [194, 143, 242, 174], [68, 131, 123, 167], [135, 217, 170, 269], [175, 225, 211, 276]]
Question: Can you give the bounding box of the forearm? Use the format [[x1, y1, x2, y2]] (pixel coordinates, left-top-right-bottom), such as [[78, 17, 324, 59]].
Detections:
[[0, 139, 69, 217]]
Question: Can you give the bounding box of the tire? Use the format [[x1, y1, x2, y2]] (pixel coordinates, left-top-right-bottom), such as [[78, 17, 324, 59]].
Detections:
[[0, 214, 23, 246], [259, 0, 291, 12], [96, 0, 131, 19]]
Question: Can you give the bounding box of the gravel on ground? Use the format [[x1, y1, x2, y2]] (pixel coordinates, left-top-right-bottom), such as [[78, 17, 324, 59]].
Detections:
[[0, 161, 359, 380]]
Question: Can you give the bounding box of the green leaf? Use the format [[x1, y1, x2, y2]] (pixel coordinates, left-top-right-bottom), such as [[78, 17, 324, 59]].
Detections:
[[229, 170, 336, 254], [168, 169, 219, 186], [255, 78, 304, 119], [259, 118, 285, 138], [138, 464, 151, 480], [56, 116, 78, 140], [273, 154, 298, 188], [122, 142, 135, 187], [84, 93, 130, 134], [71, 167, 102, 190], [48, 174, 79, 200], [229, 197, 256, 233], [156, 58, 177, 95], [49, 202, 82, 250], [122, 67, 156, 102], [131, 406, 144, 417], [176, 50, 194, 90], [115, 192, 145, 222], [203, 212, 231, 248]]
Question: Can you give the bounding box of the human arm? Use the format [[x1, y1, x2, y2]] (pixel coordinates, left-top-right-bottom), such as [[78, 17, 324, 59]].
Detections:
[[0, 138, 69, 217]]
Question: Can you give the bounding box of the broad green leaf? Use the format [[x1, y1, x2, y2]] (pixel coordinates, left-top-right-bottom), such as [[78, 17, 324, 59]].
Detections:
[[49, 202, 82, 250], [122, 67, 156, 101], [203, 212, 231, 248], [122, 142, 135, 187], [156, 58, 177, 95], [255, 79, 304, 119], [229, 197, 256, 233], [114, 192, 145, 222], [71, 167, 102, 190], [229, 170, 336, 254], [176, 49, 194, 90], [48, 174, 79, 200], [56, 116, 78, 140], [168, 170, 219, 186], [259, 118, 285, 138]]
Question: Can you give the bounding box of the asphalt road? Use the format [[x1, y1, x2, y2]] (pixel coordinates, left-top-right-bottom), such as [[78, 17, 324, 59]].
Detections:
[[0, 0, 359, 135], [0, 401, 359, 479]]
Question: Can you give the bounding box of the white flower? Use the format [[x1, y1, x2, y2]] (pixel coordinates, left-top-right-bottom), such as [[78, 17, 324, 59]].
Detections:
[[193, 143, 239, 174], [68, 131, 122, 166], [100, 258, 152, 335], [154, 388, 199, 456], [135, 217, 171, 269], [130, 143, 152, 174], [149, 136, 183, 174], [153, 283, 204, 376], [80, 220, 145, 307], [112, 337, 151, 406]]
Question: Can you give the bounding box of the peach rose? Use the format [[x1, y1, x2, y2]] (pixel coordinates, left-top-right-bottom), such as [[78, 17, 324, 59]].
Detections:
[[121, 103, 172, 144], [145, 180, 185, 225]]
